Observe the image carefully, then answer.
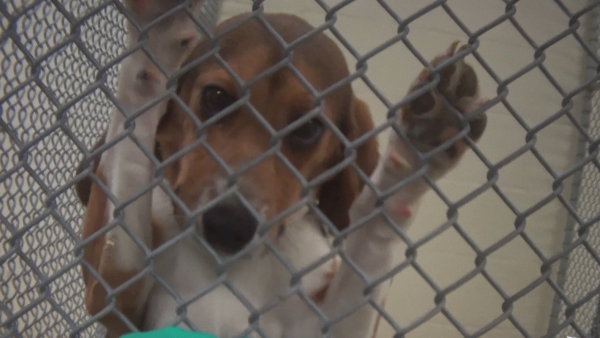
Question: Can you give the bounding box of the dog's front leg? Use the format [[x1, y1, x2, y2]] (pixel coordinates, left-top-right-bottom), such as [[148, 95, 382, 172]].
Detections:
[[320, 41, 489, 338], [80, 1, 206, 336], [81, 52, 171, 338], [80, 70, 164, 338]]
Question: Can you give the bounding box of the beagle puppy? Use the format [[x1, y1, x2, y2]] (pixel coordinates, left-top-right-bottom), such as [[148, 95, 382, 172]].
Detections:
[[75, 1, 488, 338]]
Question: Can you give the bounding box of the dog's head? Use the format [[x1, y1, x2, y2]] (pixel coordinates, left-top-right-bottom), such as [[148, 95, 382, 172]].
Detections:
[[77, 13, 379, 255]]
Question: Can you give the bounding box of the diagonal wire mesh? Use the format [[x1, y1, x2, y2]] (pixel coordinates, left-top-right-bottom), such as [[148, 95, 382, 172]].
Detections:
[[549, 5, 600, 337], [1, 0, 600, 338]]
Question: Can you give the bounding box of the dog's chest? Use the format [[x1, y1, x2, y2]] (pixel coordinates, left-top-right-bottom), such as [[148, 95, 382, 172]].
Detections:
[[143, 219, 336, 338], [144, 241, 281, 337]]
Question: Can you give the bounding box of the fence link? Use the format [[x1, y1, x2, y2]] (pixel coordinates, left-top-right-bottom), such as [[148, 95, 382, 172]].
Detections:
[[1, 0, 600, 338]]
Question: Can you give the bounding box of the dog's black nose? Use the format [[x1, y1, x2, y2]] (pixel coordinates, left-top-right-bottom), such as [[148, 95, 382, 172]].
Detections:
[[202, 199, 258, 254]]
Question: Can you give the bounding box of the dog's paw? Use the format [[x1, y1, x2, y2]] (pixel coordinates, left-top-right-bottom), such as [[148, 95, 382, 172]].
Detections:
[[351, 42, 489, 227], [387, 41, 488, 180], [122, 0, 202, 76]]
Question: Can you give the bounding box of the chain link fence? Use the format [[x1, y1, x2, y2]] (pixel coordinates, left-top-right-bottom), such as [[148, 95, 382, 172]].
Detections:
[[549, 5, 600, 337], [1, 0, 600, 338]]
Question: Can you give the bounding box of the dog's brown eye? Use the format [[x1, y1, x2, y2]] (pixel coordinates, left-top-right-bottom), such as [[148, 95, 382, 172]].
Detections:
[[200, 86, 237, 121], [286, 119, 324, 150]]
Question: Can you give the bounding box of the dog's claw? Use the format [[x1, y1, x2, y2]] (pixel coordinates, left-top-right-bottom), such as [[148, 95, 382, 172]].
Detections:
[[417, 68, 430, 83], [446, 40, 461, 57]]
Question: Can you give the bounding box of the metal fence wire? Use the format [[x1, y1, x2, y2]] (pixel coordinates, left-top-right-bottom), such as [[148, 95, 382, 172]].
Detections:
[[2, 0, 600, 338]]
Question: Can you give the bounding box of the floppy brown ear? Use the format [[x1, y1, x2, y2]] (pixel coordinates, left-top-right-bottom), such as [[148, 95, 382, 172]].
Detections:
[[318, 97, 380, 231], [75, 131, 107, 206]]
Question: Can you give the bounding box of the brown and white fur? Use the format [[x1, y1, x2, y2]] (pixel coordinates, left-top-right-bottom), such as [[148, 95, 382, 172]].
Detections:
[[75, 1, 488, 338]]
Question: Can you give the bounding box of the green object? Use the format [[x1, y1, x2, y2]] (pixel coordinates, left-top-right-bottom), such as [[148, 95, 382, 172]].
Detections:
[[122, 327, 219, 338]]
